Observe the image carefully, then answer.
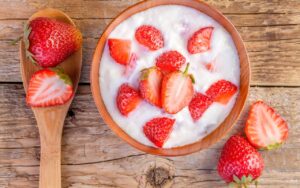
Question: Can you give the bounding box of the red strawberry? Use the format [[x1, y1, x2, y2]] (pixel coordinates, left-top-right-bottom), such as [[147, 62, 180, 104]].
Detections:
[[205, 80, 237, 104], [135, 25, 164, 51], [156, 50, 186, 72], [143, 117, 175, 147], [24, 17, 82, 67], [217, 135, 264, 186], [116, 83, 141, 116], [245, 101, 289, 150], [187, 27, 213, 54], [108, 39, 131, 65], [188, 93, 213, 121], [26, 68, 74, 107], [161, 64, 194, 114], [139, 67, 163, 107]]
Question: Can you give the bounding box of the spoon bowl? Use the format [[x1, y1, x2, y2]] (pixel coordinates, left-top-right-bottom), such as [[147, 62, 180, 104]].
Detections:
[[19, 8, 82, 188]]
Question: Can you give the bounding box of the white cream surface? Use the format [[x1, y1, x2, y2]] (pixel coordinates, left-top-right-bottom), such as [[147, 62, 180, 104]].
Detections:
[[99, 5, 240, 148]]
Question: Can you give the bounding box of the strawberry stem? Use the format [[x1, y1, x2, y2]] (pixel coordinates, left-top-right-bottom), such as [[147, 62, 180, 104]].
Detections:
[[183, 63, 190, 75]]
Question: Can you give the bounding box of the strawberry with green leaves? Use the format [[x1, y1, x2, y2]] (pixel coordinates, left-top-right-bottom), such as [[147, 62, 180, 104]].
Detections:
[[24, 17, 82, 67], [161, 64, 194, 114], [218, 135, 264, 187], [143, 117, 175, 147], [26, 68, 74, 107], [245, 101, 289, 150], [139, 67, 163, 107]]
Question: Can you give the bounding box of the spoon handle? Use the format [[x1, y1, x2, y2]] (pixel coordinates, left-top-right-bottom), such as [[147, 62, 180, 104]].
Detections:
[[34, 108, 66, 188]]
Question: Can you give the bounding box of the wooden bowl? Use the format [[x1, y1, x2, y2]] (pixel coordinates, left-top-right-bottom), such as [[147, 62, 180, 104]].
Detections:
[[91, 0, 250, 156]]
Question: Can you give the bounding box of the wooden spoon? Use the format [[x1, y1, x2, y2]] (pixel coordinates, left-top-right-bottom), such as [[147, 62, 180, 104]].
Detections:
[[19, 8, 82, 188]]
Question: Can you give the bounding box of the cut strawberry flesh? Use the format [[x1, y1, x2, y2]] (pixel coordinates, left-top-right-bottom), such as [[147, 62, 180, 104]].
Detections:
[[162, 65, 194, 114], [26, 69, 73, 107], [205, 80, 237, 104], [124, 53, 138, 77], [188, 27, 213, 54], [139, 67, 163, 107], [245, 101, 289, 149], [108, 39, 131, 65]]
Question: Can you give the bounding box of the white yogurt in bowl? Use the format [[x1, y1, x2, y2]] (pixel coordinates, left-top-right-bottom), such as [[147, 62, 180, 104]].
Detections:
[[99, 5, 240, 148]]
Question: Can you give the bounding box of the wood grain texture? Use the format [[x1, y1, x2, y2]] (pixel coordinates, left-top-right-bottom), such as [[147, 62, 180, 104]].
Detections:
[[0, 0, 299, 187], [0, 84, 299, 187], [0, 1, 300, 85]]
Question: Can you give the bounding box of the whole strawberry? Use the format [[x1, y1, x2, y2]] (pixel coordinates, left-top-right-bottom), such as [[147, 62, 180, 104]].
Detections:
[[217, 135, 264, 187], [24, 17, 82, 67]]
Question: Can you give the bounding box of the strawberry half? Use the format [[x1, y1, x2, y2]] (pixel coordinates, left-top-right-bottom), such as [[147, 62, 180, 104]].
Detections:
[[108, 39, 131, 65], [143, 117, 175, 147], [187, 27, 213, 54], [156, 50, 186, 72], [161, 64, 194, 114], [245, 101, 289, 150], [218, 135, 264, 186], [139, 67, 163, 107], [116, 83, 141, 116], [135, 25, 164, 51], [24, 17, 82, 67], [205, 80, 237, 104], [189, 93, 213, 121], [26, 68, 74, 107]]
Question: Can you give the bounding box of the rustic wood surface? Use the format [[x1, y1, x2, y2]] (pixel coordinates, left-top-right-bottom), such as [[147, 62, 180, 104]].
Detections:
[[0, 0, 299, 187]]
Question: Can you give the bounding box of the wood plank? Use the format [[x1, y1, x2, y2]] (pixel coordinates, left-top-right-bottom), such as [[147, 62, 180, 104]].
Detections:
[[0, 19, 299, 85], [0, 84, 299, 187], [1, 19, 300, 41], [0, 0, 299, 20]]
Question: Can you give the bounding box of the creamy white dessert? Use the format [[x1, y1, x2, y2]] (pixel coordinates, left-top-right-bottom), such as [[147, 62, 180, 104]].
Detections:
[[99, 5, 240, 148]]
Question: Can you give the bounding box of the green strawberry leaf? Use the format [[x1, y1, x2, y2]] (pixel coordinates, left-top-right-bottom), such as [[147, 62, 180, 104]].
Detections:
[[51, 67, 73, 86], [233, 175, 240, 183]]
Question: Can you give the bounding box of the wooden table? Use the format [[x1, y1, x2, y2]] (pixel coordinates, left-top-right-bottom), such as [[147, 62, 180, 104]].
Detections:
[[0, 0, 299, 187]]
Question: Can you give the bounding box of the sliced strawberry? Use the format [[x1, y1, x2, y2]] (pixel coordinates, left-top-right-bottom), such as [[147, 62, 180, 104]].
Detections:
[[139, 67, 163, 107], [205, 80, 237, 104], [156, 50, 186, 72], [245, 101, 289, 150], [143, 117, 175, 147], [161, 64, 194, 114], [108, 39, 131, 65], [135, 25, 164, 51], [26, 68, 74, 107], [189, 93, 213, 121], [116, 83, 141, 116], [124, 53, 138, 77], [187, 27, 214, 54]]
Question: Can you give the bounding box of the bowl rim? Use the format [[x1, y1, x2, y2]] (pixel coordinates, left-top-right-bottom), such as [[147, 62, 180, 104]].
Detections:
[[90, 0, 251, 156]]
